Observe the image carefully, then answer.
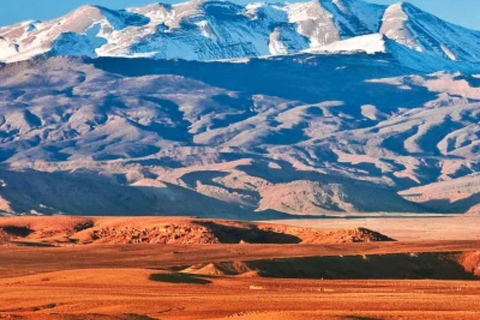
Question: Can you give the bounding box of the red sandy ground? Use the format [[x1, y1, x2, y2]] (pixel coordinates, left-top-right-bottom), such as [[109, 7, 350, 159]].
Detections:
[[0, 216, 479, 320]]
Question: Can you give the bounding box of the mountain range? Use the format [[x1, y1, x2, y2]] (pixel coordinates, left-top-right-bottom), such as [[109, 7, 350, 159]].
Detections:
[[1, 0, 480, 67], [1, 0, 480, 217]]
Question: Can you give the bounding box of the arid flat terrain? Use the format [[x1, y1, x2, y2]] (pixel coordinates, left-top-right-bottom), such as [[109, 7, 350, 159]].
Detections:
[[1, 216, 480, 320], [276, 215, 480, 241]]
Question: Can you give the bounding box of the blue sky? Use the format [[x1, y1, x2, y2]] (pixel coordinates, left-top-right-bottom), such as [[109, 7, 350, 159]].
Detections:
[[0, 0, 478, 30]]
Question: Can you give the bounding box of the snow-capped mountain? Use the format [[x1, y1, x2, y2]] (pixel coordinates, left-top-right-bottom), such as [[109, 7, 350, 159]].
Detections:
[[1, 0, 480, 68], [380, 3, 480, 62]]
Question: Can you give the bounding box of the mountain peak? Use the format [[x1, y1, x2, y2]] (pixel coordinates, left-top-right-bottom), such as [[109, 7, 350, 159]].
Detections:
[[381, 1, 480, 62]]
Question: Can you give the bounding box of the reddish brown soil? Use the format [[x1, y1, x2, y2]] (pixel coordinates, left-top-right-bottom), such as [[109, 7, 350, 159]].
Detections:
[[0, 216, 479, 320]]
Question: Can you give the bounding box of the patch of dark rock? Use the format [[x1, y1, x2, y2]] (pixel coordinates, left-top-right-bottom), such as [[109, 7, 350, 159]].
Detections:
[[149, 273, 211, 285]]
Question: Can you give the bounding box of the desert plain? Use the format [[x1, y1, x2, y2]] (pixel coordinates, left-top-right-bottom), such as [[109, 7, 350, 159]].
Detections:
[[0, 215, 479, 320]]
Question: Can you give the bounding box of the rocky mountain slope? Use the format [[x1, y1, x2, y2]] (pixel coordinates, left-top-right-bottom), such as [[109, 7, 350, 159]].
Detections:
[[0, 53, 480, 216], [0, 0, 480, 217]]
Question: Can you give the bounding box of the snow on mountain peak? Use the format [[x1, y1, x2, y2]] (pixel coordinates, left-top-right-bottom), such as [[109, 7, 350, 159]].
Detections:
[[305, 33, 387, 55], [0, 0, 479, 69], [380, 2, 480, 62]]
